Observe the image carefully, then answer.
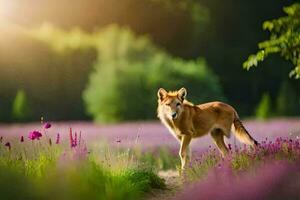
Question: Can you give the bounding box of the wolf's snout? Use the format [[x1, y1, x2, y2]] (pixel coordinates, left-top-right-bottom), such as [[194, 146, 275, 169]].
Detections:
[[171, 112, 177, 119]]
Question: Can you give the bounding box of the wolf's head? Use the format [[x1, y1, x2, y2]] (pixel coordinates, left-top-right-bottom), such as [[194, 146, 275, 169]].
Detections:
[[157, 87, 187, 120]]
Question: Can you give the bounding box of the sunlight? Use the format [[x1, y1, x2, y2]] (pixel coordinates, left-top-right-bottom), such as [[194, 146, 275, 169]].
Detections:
[[0, 0, 14, 18], [0, 1, 27, 34]]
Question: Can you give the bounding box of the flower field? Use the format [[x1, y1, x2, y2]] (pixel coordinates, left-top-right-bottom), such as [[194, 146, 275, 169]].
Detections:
[[0, 118, 300, 199], [1, 1, 300, 199]]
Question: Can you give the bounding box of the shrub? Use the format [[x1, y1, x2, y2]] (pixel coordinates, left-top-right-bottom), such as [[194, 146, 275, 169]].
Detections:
[[82, 25, 224, 122]]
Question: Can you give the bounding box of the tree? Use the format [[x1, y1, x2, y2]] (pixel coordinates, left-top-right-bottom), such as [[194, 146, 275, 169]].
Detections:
[[81, 25, 224, 122], [244, 3, 300, 79], [27, 24, 224, 122]]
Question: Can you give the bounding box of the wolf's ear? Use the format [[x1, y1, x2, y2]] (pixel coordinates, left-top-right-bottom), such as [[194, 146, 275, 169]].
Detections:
[[157, 88, 167, 101], [178, 87, 187, 101]]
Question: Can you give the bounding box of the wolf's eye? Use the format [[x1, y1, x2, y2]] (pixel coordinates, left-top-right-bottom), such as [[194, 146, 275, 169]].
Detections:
[[176, 102, 181, 107]]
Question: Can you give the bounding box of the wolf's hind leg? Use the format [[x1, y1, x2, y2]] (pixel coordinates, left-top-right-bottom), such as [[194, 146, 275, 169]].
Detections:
[[211, 128, 229, 157]]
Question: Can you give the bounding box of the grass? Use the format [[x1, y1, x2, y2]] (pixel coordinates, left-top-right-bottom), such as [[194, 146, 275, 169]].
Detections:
[[185, 149, 220, 181], [122, 168, 166, 192], [0, 125, 166, 200], [137, 147, 179, 170]]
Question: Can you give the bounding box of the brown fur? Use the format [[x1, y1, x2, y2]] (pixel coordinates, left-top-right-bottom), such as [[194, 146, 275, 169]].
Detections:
[[157, 87, 258, 171]]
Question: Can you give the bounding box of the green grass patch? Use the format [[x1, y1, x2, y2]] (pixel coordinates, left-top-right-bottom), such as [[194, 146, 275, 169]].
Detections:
[[0, 141, 166, 200]]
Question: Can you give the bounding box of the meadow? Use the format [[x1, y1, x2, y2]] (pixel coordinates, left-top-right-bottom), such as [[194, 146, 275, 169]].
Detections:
[[0, 118, 299, 200], [1, 1, 300, 200]]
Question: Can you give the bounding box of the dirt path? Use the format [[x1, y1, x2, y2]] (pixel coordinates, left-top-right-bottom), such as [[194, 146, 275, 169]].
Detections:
[[145, 170, 182, 200]]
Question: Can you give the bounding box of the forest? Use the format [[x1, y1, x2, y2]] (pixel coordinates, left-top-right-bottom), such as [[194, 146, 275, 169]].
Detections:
[[1, 0, 299, 122]]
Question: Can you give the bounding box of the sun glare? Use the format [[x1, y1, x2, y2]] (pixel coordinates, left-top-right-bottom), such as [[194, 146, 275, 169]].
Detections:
[[0, 1, 26, 32], [0, 0, 14, 18]]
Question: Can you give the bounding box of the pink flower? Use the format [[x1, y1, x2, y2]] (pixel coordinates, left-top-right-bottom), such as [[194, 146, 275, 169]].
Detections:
[[69, 128, 82, 148], [44, 122, 52, 129], [28, 132, 35, 140], [35, 132, 42, 139], [69, 128, 77, 148], [28, 131, 42, 140], [74, 132, 78, 147]]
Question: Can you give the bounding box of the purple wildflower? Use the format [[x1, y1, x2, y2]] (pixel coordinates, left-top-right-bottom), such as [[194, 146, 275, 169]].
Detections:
[[35, 132, 42, 139], [56, 133, 60, 144], [28, 132, 36, 140], [5, 142, 11, 150], [69, 128, 76, 148], [28, 131, 42, 140], [44, 122, 51, 129], [74, 132, 77, 147], [175, 161, 299, 200]]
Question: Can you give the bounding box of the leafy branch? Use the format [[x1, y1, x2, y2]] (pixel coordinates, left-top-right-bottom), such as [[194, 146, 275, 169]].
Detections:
[[243, 3, 300, 79]]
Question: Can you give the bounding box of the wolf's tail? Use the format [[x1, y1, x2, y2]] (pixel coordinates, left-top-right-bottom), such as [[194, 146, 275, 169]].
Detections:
[[233, 112, 258, 146]]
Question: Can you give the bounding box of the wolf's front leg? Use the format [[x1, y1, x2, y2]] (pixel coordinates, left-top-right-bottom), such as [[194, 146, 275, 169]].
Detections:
[[179, 135, 192, 172]]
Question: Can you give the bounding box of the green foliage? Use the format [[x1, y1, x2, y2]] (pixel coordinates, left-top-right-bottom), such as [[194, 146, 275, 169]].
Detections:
[[244, 3, 300, 79], [39, 161, 142, 200], [81, 25, 224, 122], [28, 24, 224, 122], [150, 0, 210, 25], [1, 0, 298, 121], [255, 93, 272, 120], [11, 89, 30, 121], [0, 165, 38, 200], [275, 81, 300, 116], [0, 145, 165, 200], [122, 168, 166, 192]]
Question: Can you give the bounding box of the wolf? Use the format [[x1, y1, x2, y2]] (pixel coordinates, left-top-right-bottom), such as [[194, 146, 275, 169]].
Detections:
[[157, 87, 258, 170]]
